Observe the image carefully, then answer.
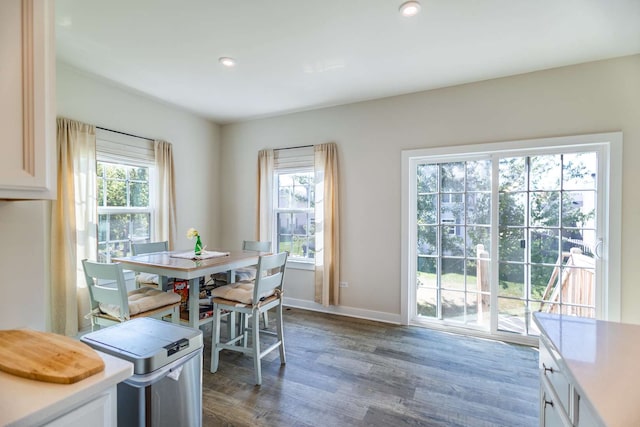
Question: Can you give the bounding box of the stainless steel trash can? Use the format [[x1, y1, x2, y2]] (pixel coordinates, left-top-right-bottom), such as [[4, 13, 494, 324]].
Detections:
[[81, 317, 203, 427]]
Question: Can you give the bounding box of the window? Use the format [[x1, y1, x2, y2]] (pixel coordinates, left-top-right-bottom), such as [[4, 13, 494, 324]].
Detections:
[[95, 129, 156, 262], [97, 161, 153, 262], [274, 169, 315, 261], [269, 146, 316, 263], [402, 132, 622, 343]]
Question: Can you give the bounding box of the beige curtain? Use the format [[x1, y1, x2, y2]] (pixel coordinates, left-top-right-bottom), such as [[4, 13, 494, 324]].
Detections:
[[314, 143, 340, 306], [51, 118, 96, 336], [154, 140, 177, 249], [257, 149, 274, 242]]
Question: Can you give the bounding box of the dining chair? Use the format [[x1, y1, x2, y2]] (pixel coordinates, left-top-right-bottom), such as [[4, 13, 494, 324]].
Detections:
[[82, 259, 181, 331], [131, 241, 170, 290], [212, 240, 271, 284], [210, 251, 288, 385], [212, 240, 272, 327]]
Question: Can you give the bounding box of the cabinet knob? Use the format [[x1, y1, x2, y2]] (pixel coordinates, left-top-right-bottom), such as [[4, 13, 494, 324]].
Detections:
[[542, 362, 554, 374]]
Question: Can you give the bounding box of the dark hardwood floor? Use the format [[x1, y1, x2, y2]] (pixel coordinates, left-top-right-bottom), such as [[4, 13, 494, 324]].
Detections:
[[201, 308, 539, 427]]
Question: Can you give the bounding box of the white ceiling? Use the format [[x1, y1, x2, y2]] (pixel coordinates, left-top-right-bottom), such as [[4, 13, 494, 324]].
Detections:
[[55, 0, 640, 124]]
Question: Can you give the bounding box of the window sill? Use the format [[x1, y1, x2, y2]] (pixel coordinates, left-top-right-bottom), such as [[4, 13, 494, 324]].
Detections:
[[286, 260, 315, 271]]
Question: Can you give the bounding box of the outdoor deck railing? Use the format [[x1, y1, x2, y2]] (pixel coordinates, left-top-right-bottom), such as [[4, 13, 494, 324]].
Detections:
[[475, 245, 595, 320]]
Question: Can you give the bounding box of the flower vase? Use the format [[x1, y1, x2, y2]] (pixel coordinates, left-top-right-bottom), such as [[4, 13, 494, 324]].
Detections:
[[194, 235, 203, 255]]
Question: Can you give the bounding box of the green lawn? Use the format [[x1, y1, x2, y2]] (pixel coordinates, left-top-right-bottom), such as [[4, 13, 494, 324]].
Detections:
[[416, 272, 547, 318]]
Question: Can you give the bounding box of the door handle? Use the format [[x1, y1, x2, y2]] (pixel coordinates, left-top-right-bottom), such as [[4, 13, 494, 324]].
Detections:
[[594, 238, 603, 259]]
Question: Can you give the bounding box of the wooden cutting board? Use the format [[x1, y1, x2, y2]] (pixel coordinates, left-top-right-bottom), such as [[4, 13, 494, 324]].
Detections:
[[0, 329, 105, 384]]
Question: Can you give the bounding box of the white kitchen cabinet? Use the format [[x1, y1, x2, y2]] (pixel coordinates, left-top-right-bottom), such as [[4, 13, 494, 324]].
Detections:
[[44, 388, 116, 427], [534, 312, 640, 427], [538, 334, 575, 426], [1, 352, 132, 427], [540, 376, 570, 427], [0, 0, 56, 200], [576, 395, 600, 427]]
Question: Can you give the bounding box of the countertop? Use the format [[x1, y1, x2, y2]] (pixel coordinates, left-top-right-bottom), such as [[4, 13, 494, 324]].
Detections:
[[534, 312, 640, 427], [0, 350, 133, 426]]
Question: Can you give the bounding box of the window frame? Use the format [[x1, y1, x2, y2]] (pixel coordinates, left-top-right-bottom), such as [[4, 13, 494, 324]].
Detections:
[[96, 158, 157, 262], [272, 166, 316, 265], [95, 129, 157, 263], [401, 132, 622, 344]]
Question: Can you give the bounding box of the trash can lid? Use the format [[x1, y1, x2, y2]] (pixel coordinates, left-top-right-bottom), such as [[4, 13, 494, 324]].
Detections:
[[81, 318, 203, 374]]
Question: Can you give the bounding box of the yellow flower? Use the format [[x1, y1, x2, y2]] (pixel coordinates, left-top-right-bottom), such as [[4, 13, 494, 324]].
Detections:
[[186, 228, 199, 239]]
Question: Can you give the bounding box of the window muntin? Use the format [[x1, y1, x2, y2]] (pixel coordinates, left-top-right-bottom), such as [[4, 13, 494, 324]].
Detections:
[[497, 152, 597, 334], [97, 161, 153, 262], [416, 159, 492, 325], [274, 169, 315, 261], [413, 149, 599, 337]]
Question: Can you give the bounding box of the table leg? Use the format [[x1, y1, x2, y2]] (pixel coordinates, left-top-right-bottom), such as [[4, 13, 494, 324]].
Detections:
[[227, 269, 239, 338], [188, 277, 200, 329]]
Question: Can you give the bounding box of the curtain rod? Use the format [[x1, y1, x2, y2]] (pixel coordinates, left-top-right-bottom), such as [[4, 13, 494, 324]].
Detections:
[[275, 144, 313, 151], [96, 126, 153, 142]]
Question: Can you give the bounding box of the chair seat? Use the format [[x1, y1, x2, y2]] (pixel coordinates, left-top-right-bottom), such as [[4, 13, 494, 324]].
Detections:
[[135, 272, 160, 286], [99, 286, 181, 318], [212, 267, 257, 286], [211, 293, 280, 309], [211, 280, 275, 304]]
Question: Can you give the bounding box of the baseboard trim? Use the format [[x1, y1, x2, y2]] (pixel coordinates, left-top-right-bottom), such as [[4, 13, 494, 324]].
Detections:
[[283, 297, 402, 325]]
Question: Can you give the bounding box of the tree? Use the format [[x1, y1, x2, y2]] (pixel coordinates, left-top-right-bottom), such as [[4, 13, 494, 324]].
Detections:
[[97, 162, 151, 261], [416, 153, 596, 294]]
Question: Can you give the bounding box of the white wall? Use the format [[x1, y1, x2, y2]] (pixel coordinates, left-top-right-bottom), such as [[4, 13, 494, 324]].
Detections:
[[220, 54, 640, 324], [2, 55, 637, 332], [56, 62, 222, 251], [56, 62, 222, 331], [0, 201, 48, 330], [0, 62, 221, 332]]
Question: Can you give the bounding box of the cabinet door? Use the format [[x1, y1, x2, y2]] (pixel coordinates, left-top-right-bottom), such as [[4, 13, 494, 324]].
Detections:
[[541, 389, 565, 427], [577, 394, 602, 427], [539, 337, 571, 412], [541, 377, 573, 427], [0, 0, 55, 200], [44, 388, 117, 427]]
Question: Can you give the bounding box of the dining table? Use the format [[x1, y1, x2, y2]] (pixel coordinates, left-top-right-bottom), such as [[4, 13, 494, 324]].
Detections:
[[112, 249, 267, 329]]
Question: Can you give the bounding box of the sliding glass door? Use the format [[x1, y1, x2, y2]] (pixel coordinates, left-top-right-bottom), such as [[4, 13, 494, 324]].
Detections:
[[405, 134, 616, 341]]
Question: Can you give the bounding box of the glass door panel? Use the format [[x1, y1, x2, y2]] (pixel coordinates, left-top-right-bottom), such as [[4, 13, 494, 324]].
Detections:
[[414, 150, 598, 339], [415, 159, 492, 330], [497, 152, 597, 336]]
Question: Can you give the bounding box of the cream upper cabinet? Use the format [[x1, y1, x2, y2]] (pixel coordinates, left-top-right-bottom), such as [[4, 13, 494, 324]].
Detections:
[[0, 0, 56, 200]]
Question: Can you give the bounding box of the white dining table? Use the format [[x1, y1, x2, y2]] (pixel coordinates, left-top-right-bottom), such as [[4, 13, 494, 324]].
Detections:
[[113, 249, 266, 329]]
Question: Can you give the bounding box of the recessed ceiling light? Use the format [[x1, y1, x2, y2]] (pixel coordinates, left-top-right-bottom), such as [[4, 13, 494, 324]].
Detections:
[[399, 1, 421, 17], [219, 57, 236, 67]]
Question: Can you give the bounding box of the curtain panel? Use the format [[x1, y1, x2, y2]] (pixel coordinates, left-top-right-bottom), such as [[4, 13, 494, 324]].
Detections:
[[257, 149, 274, 242], [51, 118, 97, 336], [154, 140, 177, 249], [314, 143, 341, 306]]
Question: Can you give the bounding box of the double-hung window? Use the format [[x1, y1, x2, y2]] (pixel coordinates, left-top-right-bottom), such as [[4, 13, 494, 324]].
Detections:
[[96, 129, 156, 262], [272, 147, 315, 263]]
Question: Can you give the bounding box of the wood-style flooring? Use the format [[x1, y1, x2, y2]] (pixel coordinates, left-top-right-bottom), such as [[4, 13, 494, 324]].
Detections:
[[201, 308, 539, 427]]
